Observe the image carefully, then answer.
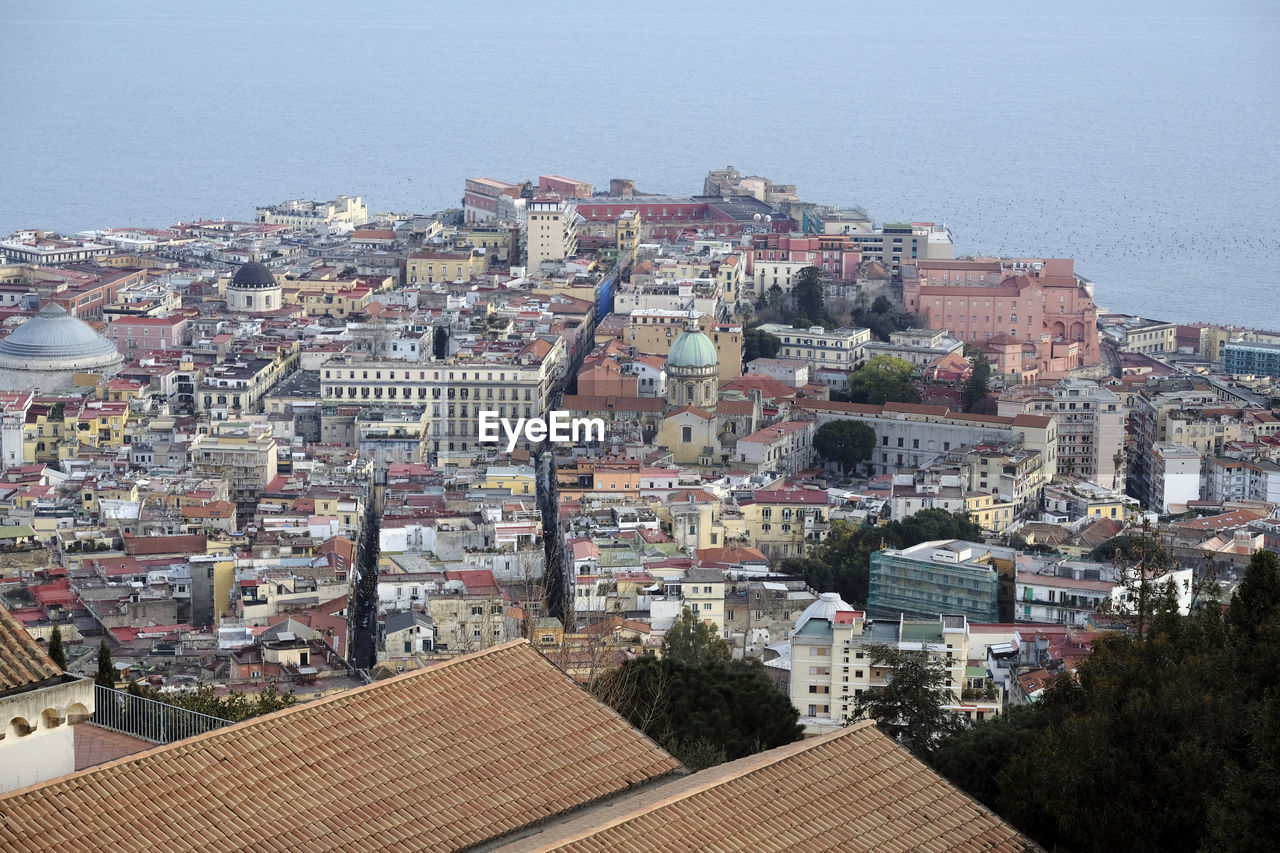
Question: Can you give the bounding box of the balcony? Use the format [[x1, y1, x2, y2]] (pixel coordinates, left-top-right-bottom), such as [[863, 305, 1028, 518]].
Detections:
[[90, 684, 233, 745]]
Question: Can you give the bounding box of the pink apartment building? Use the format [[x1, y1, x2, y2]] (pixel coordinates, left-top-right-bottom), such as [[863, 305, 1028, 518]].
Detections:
[[106, 315, 189, 354], [747, 234, 862, 280]]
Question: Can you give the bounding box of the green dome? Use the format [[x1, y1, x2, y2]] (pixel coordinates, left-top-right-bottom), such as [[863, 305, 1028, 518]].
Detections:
[[667, 329, 718, 370]]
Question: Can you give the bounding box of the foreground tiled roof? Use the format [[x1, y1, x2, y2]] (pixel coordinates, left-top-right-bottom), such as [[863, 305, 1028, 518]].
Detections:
[[495, 720, 1037, 853], [0, 641, 684, 853], [0, 602, 62, 693]]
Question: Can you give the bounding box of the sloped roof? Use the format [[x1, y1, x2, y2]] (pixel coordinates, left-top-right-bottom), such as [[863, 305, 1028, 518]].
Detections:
[[495, 720, 1037, 852], [0, 601, 63, 693], [0, 641, 684, 853]]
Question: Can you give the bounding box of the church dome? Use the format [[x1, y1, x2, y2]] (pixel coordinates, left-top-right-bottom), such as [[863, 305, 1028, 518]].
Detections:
[[667, 328, 718, 371], [794, 592, 857, 632], [0, 303, 122, 368], [229, 261, 278, 289]]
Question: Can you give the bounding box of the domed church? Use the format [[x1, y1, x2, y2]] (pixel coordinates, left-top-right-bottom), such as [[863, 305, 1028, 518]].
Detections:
[[0, 302, 124, 391], [657, 316, 722, 465], [225, 260, 282, 313], [665, 319, 719, 411]]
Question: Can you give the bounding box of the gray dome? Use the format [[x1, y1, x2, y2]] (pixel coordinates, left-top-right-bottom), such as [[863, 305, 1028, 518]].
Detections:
[[794, 592, 857, 632], [230, 261, 278, 289], [0, 302, 123, 370]]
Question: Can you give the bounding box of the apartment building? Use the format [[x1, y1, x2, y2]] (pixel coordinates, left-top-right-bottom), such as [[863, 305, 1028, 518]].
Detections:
[[999, 378, 1124, 487], [1016, 563, 1195, 625], [746, 233, 862, 294], [867, 540, 1012, 623], [1148, 442, 1201, 513], [797, 221, 952, 274], [405, 250, 486, 284], [962, 445, 1046, 517], [789, 597, 987, 728], [189, 422, 279, 504], [319, 336, 567, 462], [254, 196, 367, 230], [1098, 314, 1178, 355], [733, 420, 815, 476], [864, 328, 964, 367], [1222, 341, 1280, 378], [525, 195, 578, 271], [1205, 457, 1280, 505], [739, 488, 830, 561], [196, 346, 300, 417], [796, 399, 1058, 479], [462, 178, 523, 224], [756, 323, 872, 376]]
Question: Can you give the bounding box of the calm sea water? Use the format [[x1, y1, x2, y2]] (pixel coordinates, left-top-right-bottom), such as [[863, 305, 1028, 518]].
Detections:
[[3, 0, 1277, 326]]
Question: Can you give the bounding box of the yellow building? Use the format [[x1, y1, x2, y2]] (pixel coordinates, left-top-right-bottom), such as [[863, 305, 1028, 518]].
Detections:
[[406, 251, 486, 284], [965, 492, 1018, 533], [681, 569, 728, 639], [526, 197, 578, 271], [626, 310, 742, 384], [481, 464, 538, 496], [616, 209, 642, 256], [189, 422, 279, 504], [739, 493, 830, 561]]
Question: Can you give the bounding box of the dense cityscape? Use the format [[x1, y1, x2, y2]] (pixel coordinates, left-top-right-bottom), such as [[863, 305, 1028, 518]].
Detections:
[[1, 167, 1277, 851]]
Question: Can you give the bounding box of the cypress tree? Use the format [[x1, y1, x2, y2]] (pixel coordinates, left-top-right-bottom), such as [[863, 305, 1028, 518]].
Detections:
[[94, 639, 115, 688], [48, 623, 66, 670]]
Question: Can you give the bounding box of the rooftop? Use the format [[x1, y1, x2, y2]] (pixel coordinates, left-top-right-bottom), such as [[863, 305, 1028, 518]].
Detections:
[[0, 642, 683, 853]]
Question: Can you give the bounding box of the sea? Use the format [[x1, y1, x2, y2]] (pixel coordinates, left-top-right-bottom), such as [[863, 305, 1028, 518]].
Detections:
[[2, 0, 1277, 327]]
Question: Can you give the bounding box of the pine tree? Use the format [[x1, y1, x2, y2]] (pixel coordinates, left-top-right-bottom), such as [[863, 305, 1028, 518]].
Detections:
[[94, 640, 115, 688], [48, 622, 66, 670]]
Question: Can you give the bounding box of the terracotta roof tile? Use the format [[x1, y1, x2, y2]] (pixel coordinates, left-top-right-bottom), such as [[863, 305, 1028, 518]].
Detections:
[[497, 721, 1037, 853], [0, 601, 62, 692], [0, 641, 683, 852]]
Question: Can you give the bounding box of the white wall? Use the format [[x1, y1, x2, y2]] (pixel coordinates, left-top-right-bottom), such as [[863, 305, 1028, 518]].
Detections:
[[0, 677, 93, 793]]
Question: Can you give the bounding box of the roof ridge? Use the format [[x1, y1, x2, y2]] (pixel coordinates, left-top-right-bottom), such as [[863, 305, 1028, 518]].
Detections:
[[0, 639, 534, 804]]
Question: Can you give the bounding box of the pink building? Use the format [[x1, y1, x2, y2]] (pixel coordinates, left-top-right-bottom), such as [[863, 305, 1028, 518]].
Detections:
[[747, 234, 862, 280], [538, 174, 593, 198], [106, 315, 189, 354], [463, 178, 522, 224], [902, 259, 1099, 380]]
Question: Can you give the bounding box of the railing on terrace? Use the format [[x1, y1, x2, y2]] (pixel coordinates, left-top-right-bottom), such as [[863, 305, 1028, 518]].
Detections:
[[91, 683, 234, 744]]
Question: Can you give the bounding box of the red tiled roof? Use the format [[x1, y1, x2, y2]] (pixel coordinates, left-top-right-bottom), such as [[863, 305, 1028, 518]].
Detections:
[[495, 720, 1035, 852], [0, 642, 684, 853], [0, 602, 62, 691]]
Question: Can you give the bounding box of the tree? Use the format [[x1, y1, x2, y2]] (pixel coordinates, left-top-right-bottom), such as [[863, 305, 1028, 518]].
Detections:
[[927, 704, 1047, 810], [790, 266, 831, 326], [95, 640, 115, 688], [766, 283, 784, 311], [846, 644, 964, 756], [961, 348, 992, 412], [848, 355, 921, 405], [742, 328, 781, 364], [781, 510, 981, 607], [1095, 517, 1175, 637], [661, 607, 731, 666], [933, 548, 1280, 853], [48, 623, 66, 670], [594, 655, 802, 772], [813, 420, 876, 475]]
